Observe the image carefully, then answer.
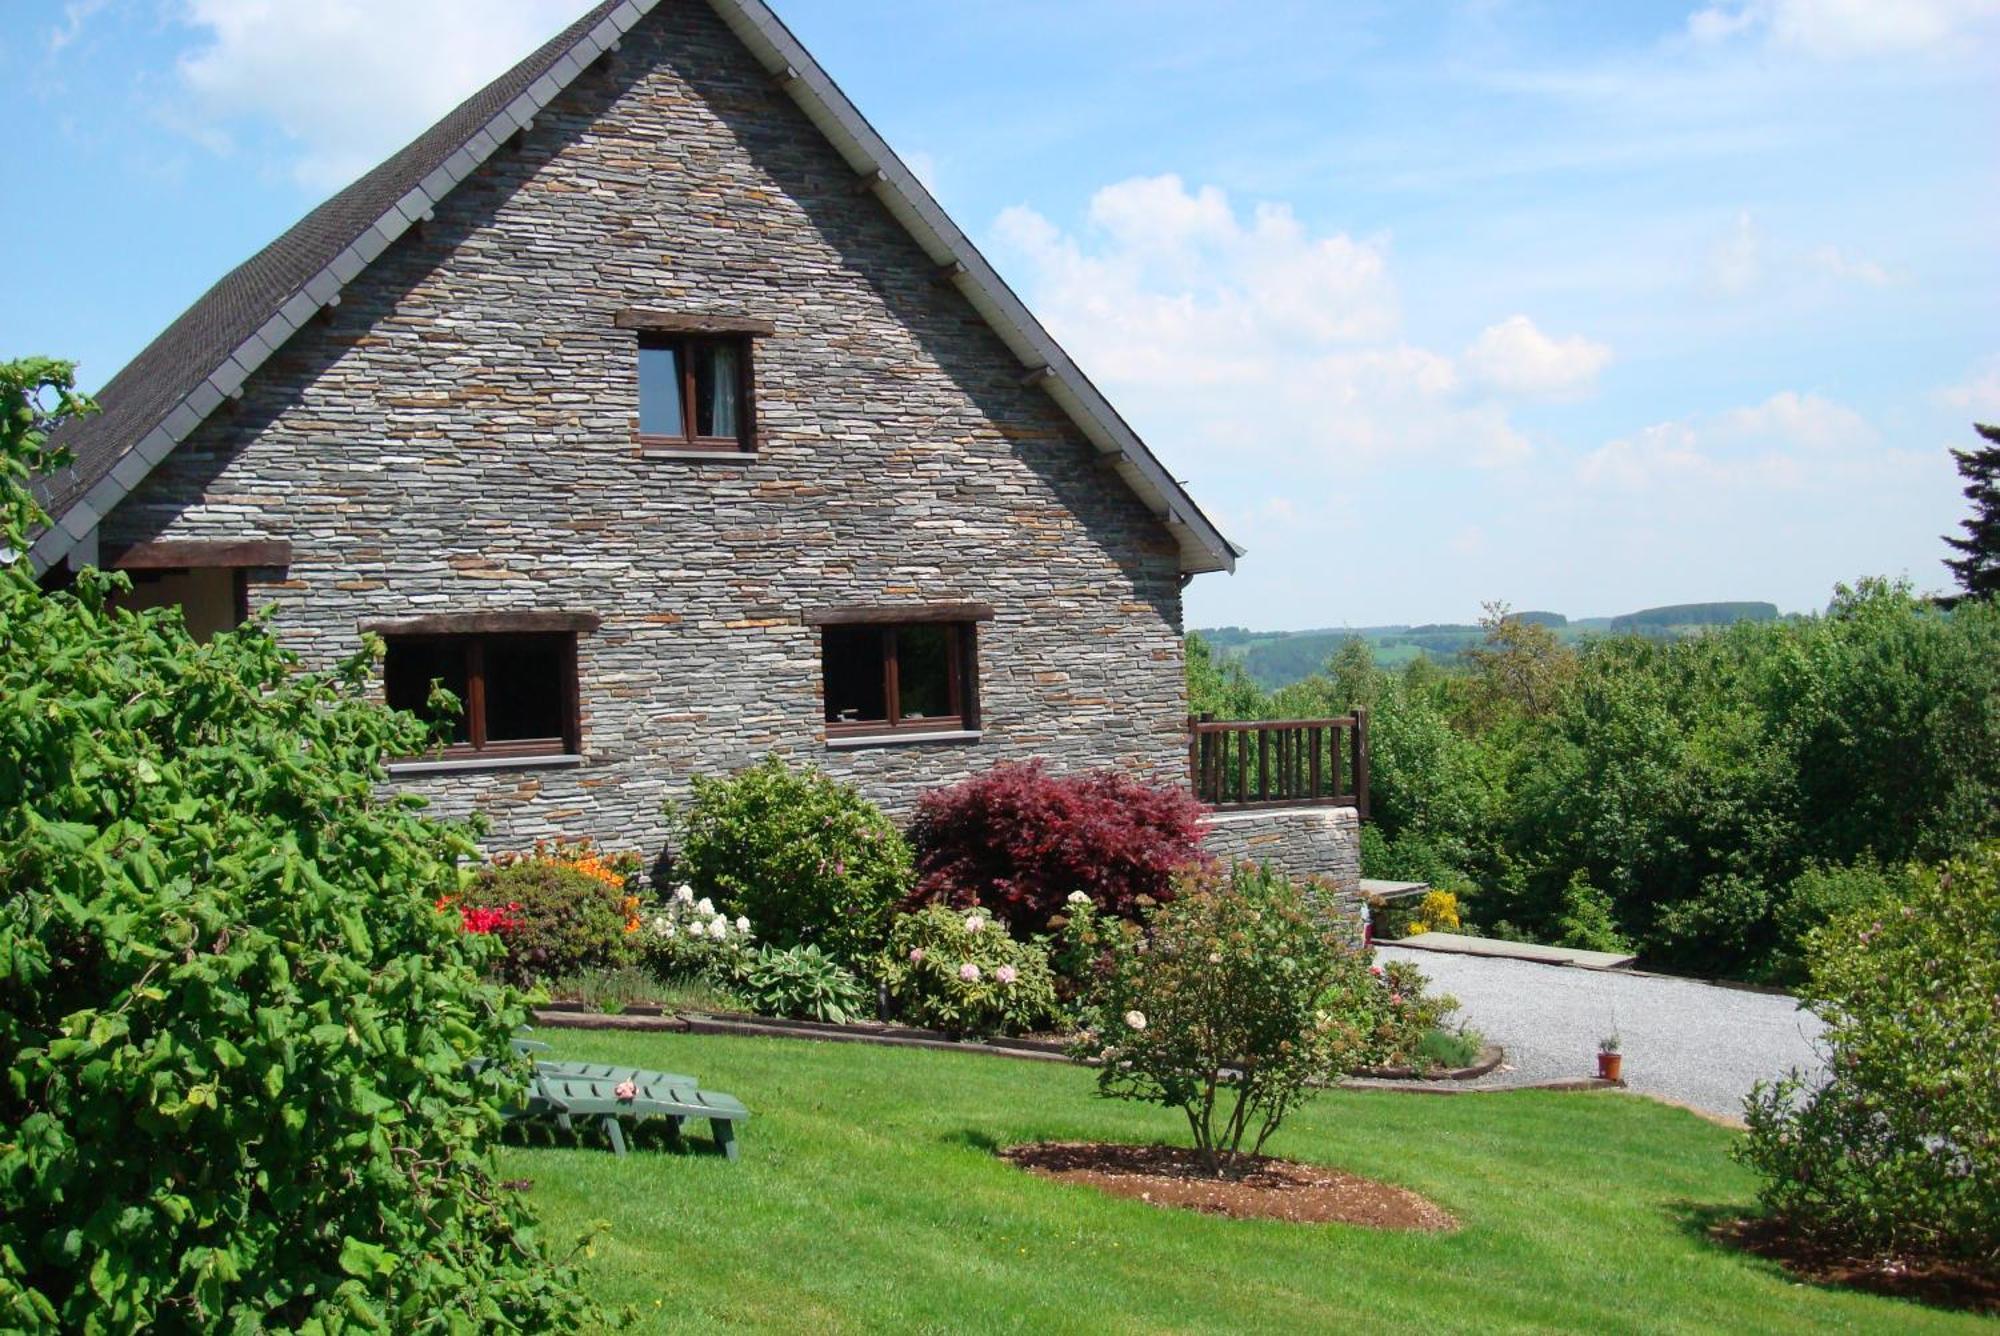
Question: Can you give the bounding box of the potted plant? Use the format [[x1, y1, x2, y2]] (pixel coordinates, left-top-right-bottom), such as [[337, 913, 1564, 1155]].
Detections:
[[1596, 1034, 1623, 1082]]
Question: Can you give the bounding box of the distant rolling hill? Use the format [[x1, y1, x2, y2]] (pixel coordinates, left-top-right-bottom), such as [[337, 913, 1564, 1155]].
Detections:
[[1200, 602, 1783, 688]]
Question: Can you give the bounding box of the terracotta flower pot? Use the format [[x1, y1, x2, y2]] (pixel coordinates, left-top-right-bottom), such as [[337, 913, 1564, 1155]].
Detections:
[[1597, 1051, 1623, 1082]]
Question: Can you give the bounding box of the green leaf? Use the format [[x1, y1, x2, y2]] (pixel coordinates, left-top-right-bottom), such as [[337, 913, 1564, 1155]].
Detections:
[[338, 1236, 396, 1279]]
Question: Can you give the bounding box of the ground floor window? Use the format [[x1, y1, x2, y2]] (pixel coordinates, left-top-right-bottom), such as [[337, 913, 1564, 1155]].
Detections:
[[383, 632, 580, 758], [114, 567, 245, 642], [822, 621, 976, 736]]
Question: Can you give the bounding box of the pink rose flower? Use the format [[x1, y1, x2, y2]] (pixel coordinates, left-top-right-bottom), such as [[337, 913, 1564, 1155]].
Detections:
[[958, 962, 981, 982], [614, 1080, 638, 1101], [908, 947, 926, 963], [995, 965, 1018, 985]]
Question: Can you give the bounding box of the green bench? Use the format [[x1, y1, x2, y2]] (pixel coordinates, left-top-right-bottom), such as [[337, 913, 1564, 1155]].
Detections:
[[490, 1042, 749, 1160]]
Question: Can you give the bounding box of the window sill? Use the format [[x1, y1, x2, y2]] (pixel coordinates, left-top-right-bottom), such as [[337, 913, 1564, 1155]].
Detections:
[[637, 445, 758, 463], [824, 729, 982, 751], [386, 753, 585, 778]]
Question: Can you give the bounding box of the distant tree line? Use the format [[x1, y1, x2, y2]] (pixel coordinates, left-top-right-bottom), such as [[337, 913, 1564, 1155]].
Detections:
[[1188, 584, 2000, 983]]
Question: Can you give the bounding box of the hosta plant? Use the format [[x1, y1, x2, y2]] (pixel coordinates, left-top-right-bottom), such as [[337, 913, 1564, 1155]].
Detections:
[[736, 944, 871, 1024]]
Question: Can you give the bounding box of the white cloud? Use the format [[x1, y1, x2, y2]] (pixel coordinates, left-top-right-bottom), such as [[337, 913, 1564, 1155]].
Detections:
[[49, 0, 111, 52], [1688, 0, 2000, 59], [173, 0, 583, 191], [1705, 210, 1763, 295], [1580, 389, 1876, 491], [1464, 315, 1612, 397], [1937, 356, 2000, 417], [1701, 211, 1893, 296], [1806, 243, 1890, 286], [991, 175, 1533, 474]]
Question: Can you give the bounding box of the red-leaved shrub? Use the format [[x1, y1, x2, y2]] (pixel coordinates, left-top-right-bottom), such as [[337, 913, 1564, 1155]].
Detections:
[[909, 761, 1208, 934]]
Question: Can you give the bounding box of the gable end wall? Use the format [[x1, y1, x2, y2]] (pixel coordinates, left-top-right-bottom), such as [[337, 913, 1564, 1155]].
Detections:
[[100, 2, 1191, 866]]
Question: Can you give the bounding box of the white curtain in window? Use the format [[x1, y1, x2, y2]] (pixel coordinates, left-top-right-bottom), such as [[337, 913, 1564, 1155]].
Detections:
[[709, 343, 740, 438]]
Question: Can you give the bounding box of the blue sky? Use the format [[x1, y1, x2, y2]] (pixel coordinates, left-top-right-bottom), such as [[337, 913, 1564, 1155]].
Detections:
[[7, 0, 1997, 628]]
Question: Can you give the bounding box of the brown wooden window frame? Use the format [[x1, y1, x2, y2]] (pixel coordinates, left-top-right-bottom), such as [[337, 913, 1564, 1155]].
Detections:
[[822, 621, 979, 738], [635, 332, 755, 453], [383, 631, 582, 761]]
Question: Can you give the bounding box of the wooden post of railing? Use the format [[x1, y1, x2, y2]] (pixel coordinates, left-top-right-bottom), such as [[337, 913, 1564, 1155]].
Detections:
[[1354, 706, 1370, 821], [1187, 714, 1201, 797]]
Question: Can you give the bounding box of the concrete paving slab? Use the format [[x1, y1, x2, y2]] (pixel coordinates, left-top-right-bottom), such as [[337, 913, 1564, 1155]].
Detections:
[[1384, 931, 1637, 970]]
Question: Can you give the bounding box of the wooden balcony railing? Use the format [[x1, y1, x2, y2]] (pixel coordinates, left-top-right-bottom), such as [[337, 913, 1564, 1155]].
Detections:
[[1188, 711, 1369, 815]]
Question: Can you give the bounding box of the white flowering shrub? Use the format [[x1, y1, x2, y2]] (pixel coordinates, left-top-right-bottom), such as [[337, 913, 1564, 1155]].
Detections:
[[638, 885, 754, 984], [876, 906, 1060, 1037]]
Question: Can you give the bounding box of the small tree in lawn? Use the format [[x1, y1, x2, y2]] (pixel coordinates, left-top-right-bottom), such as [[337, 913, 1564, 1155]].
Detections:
[[1943, 423, 2000, 600], [1070, 862, 1368, 1177]]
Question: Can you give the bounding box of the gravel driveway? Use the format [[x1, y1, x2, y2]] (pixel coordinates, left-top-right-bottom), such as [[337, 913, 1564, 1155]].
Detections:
[[1376, 945, 1827, 1120]]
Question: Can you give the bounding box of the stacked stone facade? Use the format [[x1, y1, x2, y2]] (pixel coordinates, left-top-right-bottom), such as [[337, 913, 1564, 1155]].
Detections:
[[100, 3, 1189, 870], [1200, 808, 1364, 930]]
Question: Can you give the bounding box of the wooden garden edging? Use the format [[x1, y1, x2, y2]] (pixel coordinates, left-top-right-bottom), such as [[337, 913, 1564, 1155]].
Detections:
[[526, 1009, 1570, 1090]]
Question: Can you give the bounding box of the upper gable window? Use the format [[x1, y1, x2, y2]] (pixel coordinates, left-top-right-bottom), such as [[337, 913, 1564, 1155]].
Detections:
[[638, 334, 750, 452]]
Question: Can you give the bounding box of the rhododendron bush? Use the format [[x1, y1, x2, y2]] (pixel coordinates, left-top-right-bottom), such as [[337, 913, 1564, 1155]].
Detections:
[[876, 905, 1060, 1036], [670, 755, 911, 964], [909, 761, 1207, 935], [463, 840, 642, 986]]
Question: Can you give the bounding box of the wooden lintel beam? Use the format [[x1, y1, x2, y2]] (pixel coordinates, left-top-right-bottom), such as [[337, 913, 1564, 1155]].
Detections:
[[358, 610, 603, 637], [613, 309, 777, 336], [804, 602, 996, 627], [111, 539, 291, 571]]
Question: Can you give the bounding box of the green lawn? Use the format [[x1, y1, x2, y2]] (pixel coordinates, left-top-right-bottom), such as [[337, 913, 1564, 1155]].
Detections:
[[502, 1030, 1979, 1334]]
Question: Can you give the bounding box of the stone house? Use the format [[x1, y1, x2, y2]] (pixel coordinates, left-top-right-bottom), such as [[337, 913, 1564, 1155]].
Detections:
[[33, 0, 1358, 897]]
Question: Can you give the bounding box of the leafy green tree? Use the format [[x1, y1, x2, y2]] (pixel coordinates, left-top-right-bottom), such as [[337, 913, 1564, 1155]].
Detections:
[[0, 359, 597, 1331], [1943, 422, 2000, 599], [1184, 631, 1267, 720], [1461, 600, 1578, 728]]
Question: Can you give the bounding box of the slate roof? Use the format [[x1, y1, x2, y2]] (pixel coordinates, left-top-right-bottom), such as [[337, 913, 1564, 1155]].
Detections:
[[35, 0, 1238, 575]]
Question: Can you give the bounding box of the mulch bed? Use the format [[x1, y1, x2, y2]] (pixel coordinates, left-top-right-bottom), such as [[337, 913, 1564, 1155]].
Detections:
[[1713, 1217, 2000, 1315], [1000, 1141, 1457, 1230]]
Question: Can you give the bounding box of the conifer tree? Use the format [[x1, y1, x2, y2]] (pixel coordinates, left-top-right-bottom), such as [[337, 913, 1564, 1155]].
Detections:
[[1943, 423, 2000, 599]]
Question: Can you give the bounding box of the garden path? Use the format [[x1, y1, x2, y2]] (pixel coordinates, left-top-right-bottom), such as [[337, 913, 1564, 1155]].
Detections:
[[1375, 946, 1827, 1120]]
